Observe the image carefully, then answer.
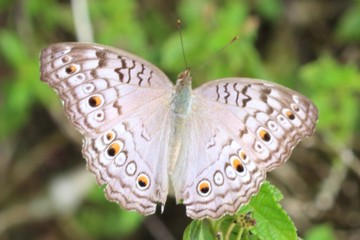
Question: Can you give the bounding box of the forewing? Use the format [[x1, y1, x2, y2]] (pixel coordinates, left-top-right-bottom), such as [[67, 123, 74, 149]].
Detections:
[[40, 42, 173, 137], [194, 78, 318, 171]]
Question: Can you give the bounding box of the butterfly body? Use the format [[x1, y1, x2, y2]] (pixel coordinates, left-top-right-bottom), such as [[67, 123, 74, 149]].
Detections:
[[169, 69, 193, 173], [40, 42, 318, 219]]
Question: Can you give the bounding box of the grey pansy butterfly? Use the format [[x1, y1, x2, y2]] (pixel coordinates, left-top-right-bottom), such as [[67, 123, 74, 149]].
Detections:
[[40, 42, 318, 219]]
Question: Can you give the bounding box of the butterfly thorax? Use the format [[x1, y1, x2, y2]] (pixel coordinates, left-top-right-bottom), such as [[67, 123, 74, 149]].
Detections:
[[168, 69, 193, 173]]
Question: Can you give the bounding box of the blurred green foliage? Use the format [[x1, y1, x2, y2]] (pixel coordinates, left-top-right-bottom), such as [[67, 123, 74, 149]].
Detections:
[[0, 31, 40, 140], [336, 0, 360, 42], [1, 0, 359, 239], [300, 54, 360, 144], [77, 186, 143, 237], [304, 224, 336, 240]]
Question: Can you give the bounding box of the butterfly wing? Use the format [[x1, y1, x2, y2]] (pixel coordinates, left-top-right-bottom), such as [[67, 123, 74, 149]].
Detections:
[[40, 43, 173, 215], [40, 42, 173, 137], [83, 101, 171, 215], [172, 78, 318, 219], [195, 78, 318, 171]]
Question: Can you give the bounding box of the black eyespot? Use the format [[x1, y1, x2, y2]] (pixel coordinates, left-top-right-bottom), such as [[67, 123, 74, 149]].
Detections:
[[231, 156, 245, 173], [136, 174, 150, 190], [259, 129, 271, 142], [88, 96, 102, 107], [65, 65, 76, 74], [197, 180, 211, 196], [106, 141, 122, 157], [107, 147, 116, 157], [286, 110, 295, 120], [138, 179, 146, 187]]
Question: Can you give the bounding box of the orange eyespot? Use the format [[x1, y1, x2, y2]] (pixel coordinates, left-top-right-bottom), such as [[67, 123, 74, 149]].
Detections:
[[197, 180, 211, 196], [106, 132, 114, 141], [231, 156, 244, 173], [137, 174, 150, 190], [65, 65, 77, 74], [107, 141, 122, 157], [285, 110, 295, 120], [88, 95, 102, 107], [258, 129, 271, 142], [239, 150, 247, 161], [103, 131, 115, 143]]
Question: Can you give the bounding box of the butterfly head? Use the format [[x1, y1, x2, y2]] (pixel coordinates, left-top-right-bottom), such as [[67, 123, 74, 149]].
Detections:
[[176, 68, 192, 87]]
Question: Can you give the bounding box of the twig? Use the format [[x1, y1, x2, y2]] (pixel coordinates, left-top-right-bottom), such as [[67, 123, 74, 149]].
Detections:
[[314, 157, 347, 212], [70, 0, 94, 42], [312, 140, 360, 213], [340, 148, 360, 178]]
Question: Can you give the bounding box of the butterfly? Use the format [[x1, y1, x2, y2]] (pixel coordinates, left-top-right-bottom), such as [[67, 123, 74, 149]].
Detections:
[[40, 42, 318, 219]]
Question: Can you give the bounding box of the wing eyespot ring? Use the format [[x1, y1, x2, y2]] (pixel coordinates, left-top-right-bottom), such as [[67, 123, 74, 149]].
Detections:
[[257, 128, 271, 142], [65, 65, 77, 74], [239, 149, 249, 163], [267, 120, 278, 131], [94, 110, 105, 121], [213, 171, 224, 186], [285, 109, 295, 120], [225, 164, 236, 180], [61, 56, 70, 63], [136, 173, 150, 190], [126, 161, 137, 176], [197, 180, 211, 197], [106, 140, 123, 158], [88, 95, 103, 108], [103, 130, 116, 144], [230, 155, 245, 174]]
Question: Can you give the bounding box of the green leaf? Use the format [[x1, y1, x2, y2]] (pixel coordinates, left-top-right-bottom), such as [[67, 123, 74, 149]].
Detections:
[[183, 220, 216, 240], [212, 213, 259, 240], [238, 182, 297, 240]]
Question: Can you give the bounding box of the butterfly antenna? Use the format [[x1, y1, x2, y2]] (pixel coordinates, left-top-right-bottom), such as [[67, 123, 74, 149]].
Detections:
[[177, 20, 189, 69], [198, 35, 240, 71]]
